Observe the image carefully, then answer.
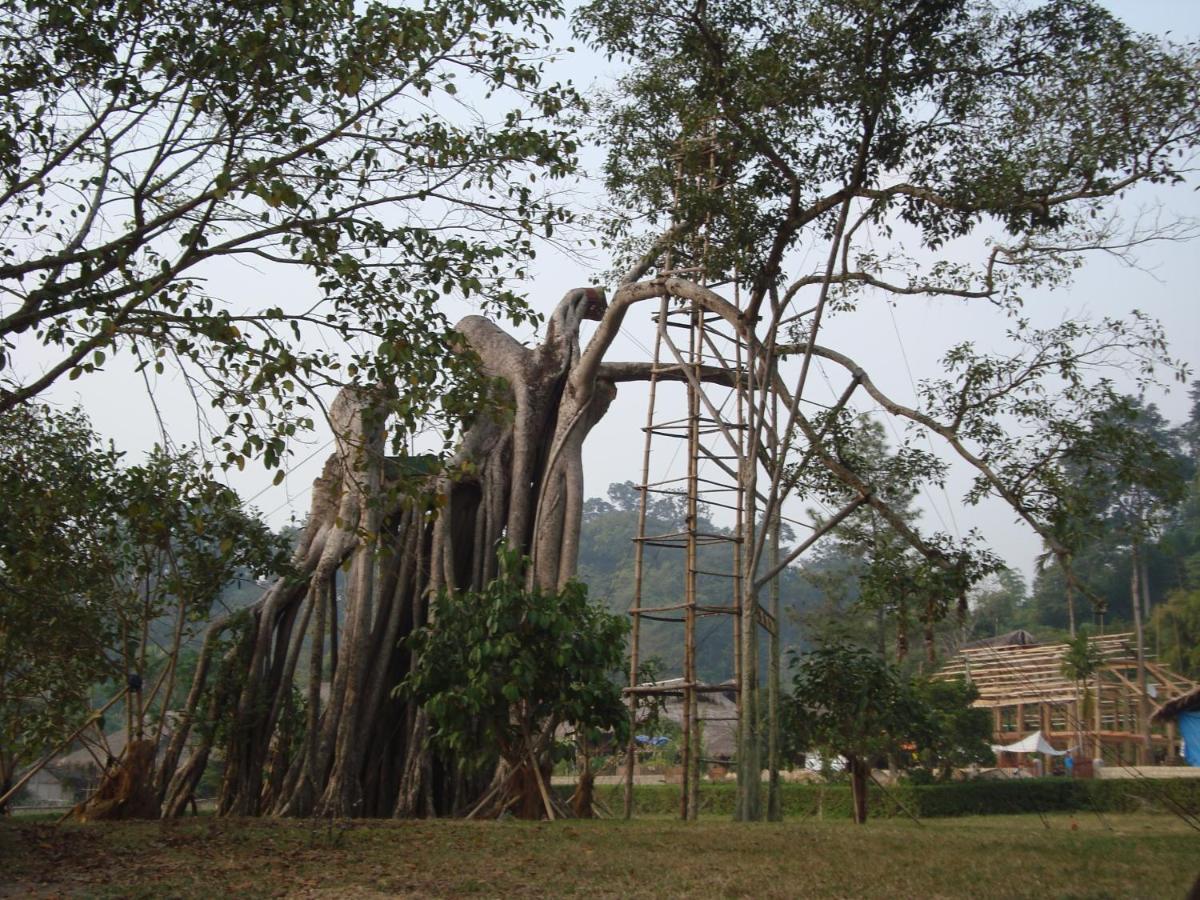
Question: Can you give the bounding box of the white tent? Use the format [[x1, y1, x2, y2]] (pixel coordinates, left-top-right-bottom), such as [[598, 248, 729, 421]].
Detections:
[[990, 730, 1066, 756]]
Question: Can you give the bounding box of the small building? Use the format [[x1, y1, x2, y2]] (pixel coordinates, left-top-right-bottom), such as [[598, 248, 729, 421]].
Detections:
[[961, 629, 1039, 650], [632, 677, 739, 766], [1151, 686, 1200, 766], [12, 766, 73, 807], [937, 632, 1197, 767]]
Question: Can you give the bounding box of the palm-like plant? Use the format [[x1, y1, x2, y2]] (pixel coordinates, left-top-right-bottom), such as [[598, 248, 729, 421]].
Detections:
[[1061, 631, 1105, 760]]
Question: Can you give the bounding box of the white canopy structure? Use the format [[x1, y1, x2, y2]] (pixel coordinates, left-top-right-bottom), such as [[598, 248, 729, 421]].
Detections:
[[990, 730, 1066, 756]]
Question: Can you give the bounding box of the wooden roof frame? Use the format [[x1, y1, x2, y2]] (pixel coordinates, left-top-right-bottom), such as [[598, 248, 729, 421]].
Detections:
[[936, 632, 1197, 710]]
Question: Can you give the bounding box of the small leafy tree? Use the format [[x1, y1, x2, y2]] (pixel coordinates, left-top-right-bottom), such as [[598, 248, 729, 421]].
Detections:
[[1060, 398, 1190, 760], [109, 449, 291, 735], [0, 404, 289, 816], [1060, 629, 1105, 759], [787, 642, 922, 824], [0, 405, 122, 809], [1060, 631, 1105, 686], [911, 677, 993, 782], [401, 547, 628, 819]]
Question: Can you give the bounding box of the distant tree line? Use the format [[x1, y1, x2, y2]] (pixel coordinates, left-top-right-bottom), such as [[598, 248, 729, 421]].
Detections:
[[969, 385, 1200, 677]]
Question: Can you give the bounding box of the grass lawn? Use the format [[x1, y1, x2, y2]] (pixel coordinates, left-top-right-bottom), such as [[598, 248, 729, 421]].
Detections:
[[1, 813, 1196, 898]]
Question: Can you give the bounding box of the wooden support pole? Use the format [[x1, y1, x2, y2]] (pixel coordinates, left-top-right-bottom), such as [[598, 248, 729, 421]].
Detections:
[[1131, 542, 1151, 766], [625, 297, 669, 820], [767, 511, 781, 822], [1039, 704, 1051, 776]]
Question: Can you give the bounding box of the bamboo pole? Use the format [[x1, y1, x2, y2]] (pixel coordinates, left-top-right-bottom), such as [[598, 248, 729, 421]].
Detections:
[[682, 298, 701, 821], [624, 295, 668, 820], [767, 510, 781, 821], [766, 323, 782, 821], [0, 689, 128, 810]]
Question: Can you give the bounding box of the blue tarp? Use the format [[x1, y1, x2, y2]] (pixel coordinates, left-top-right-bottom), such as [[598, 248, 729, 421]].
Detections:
[[635, 735, 670, 746], [1179, 711, 1200, 767]]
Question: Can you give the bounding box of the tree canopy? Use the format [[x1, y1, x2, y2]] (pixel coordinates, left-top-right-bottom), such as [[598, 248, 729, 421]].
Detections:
[[0, 0, 579, 468], [579, 0, 1200, 298]]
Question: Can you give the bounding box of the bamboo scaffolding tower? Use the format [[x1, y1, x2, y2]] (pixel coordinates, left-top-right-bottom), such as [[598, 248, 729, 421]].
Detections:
[[622, 135, 779, 820]]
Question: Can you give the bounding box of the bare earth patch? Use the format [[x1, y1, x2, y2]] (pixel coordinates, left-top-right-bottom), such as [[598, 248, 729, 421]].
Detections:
[[1, 814, 1196, 898]]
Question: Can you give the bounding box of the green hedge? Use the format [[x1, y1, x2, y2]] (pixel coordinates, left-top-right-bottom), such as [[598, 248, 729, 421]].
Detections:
[[589, 777, 1200, 819]]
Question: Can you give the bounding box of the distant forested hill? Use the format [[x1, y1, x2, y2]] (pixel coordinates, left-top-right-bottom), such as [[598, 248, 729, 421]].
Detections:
[[577, 482, 828, 681]]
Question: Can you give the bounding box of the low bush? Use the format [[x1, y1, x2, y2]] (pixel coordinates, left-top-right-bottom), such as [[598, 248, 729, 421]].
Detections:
[[591, 776, 1200, 819]]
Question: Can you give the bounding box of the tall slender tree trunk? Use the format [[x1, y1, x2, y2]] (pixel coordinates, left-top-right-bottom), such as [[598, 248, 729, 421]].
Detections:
[[1136, 546, 1156, 763], [1065, 562, 1076, 638], [1141, 553, 1152, 621], [767, 517, 781, 822], [1130, 541, 1151, 766]]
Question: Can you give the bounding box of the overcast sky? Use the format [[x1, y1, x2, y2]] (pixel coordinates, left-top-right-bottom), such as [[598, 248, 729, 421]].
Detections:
[[16, 0, 1200, 585]]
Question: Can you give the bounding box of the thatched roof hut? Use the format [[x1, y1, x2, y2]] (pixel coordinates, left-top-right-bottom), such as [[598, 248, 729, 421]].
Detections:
[[1152, 685, 1200, 723], [1151, 685, 1200, 767], [961, 629, 1038, 651], [634, 677, 739, 759]]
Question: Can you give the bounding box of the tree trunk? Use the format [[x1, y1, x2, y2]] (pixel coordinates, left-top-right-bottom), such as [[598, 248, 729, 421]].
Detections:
[[1066, 565, 1076, 638], [510, 760, 550, 820], [767, 518, 782, 822], [72, 740, 159, 821], [183, 286, 657, 820], [1141, 552, 1152, 621], [0, 754, 14, 814], [1130, 541, 1151, 766], [571, 738, 596, 819], [180, 275, 776, 820], [848, 755, 869, 825]]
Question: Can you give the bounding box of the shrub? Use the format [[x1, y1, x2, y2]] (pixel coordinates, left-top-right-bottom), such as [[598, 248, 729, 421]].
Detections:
[[590, 777, 1200, 819]]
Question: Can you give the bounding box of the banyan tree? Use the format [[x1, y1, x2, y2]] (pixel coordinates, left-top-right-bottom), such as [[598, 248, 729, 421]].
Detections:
[[160, 266, 722, 819]]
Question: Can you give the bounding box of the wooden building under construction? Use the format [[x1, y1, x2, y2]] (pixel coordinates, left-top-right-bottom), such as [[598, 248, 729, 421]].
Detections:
[[937, 632, 1197, 767]]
